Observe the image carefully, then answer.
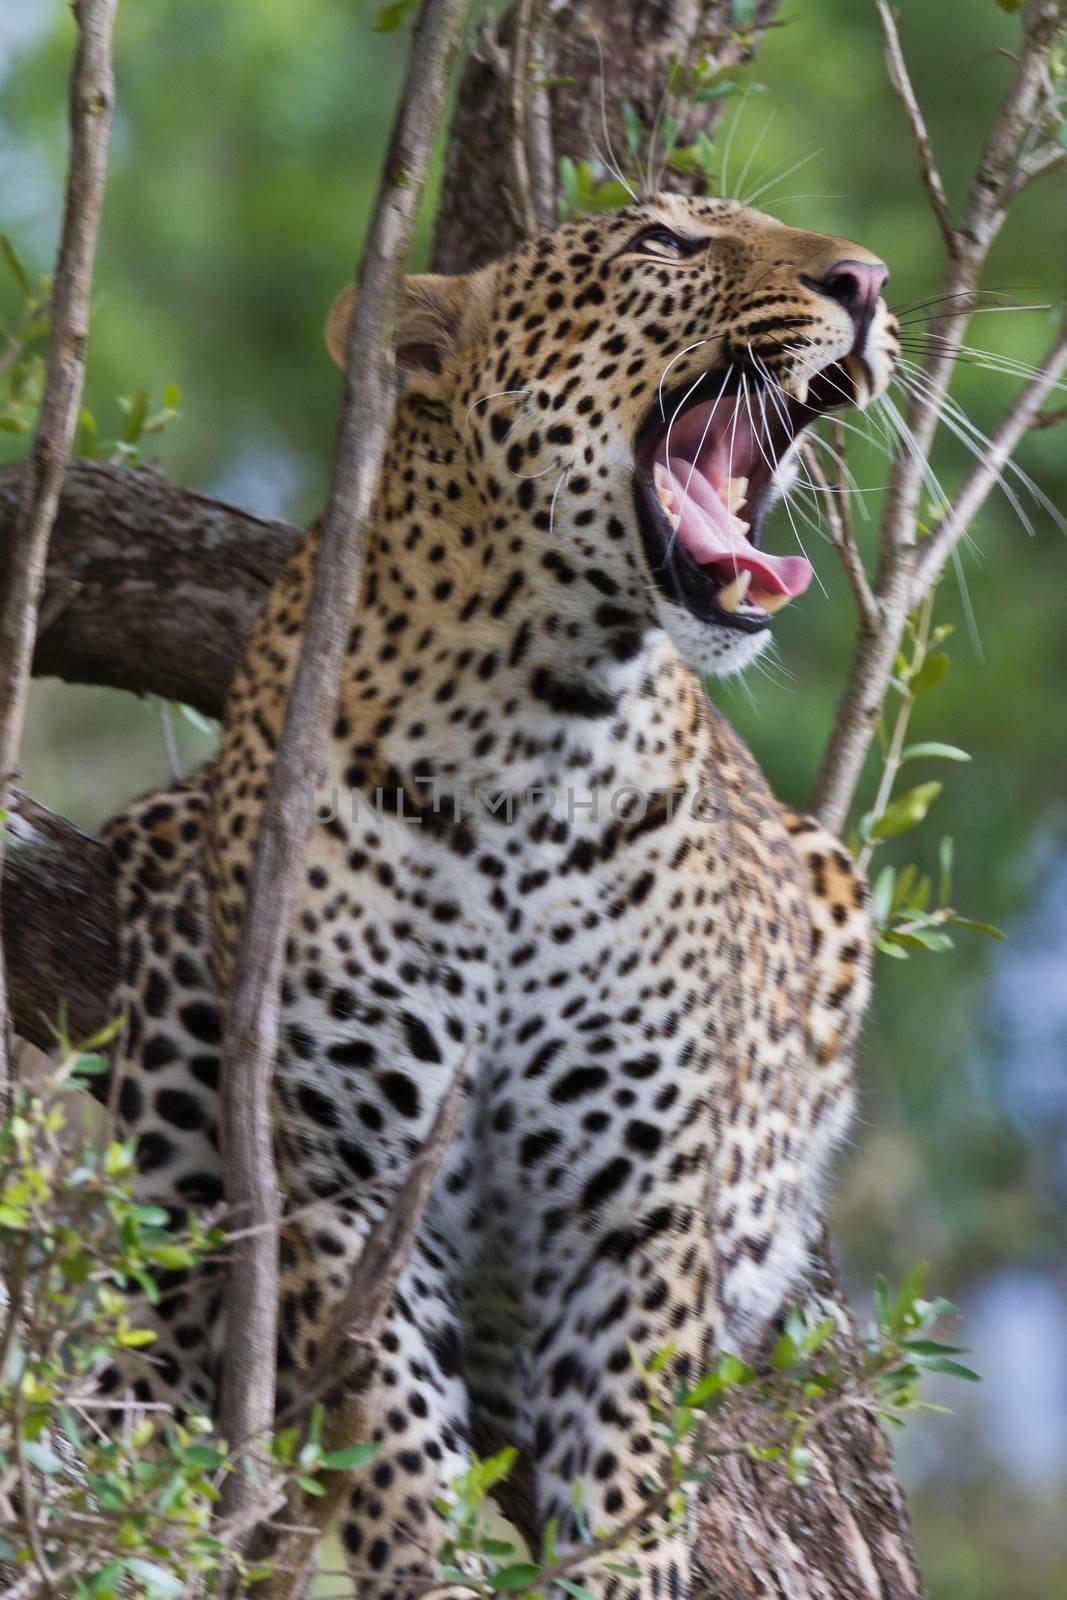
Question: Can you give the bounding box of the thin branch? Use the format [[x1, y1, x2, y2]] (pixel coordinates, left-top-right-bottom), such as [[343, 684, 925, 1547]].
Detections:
[[911, 315, 1067, 600], [1009, 139, 1067, 196], [1030, 397, 1067, 428], [874, 0, 955, 250], [216, 0, 468, 1548], [0, 0, 116, 1103], [800, 440, 880, 631]]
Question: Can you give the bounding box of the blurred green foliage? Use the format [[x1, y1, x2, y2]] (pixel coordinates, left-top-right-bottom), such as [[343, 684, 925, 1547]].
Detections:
[[3, 1, 1067, 1592]]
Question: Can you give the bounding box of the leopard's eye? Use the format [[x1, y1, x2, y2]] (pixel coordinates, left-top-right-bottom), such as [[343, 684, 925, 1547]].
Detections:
[[633, 228, 686, 260]]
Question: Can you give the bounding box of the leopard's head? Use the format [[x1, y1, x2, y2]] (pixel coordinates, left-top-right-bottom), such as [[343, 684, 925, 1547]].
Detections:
[[327, 195, 898, 681]]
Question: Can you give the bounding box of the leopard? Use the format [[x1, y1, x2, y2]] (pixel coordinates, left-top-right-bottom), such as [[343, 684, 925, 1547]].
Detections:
[[100, 192, 897, 1599]]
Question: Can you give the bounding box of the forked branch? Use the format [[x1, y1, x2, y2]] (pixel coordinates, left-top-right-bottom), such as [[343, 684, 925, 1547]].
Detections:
[[812, 0, 1067, 834]]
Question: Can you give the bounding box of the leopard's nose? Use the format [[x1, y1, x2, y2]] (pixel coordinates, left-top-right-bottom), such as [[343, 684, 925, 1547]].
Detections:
[[810, 258, 889, 332]]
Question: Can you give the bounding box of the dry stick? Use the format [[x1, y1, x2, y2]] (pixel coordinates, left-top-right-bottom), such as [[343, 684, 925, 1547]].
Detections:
[[216, 0, 468, 1539], [811, 0, 1067, 835], [0, 0, 117, 1105]]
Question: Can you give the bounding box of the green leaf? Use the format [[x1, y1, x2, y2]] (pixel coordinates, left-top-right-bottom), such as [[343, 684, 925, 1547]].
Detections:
[[899, 742, 971, 764], [950, 916, 1005, 939], [995, 0, 1025, 11], [1, 234, 31, 295], [489, 1564, 543, 1591], [296, 1474, 326, 1495], [622, 100, 644, 164], [871, 782, 942, 840], [909, 651, 950, 695], [912, 1355, 981, 1381], [372, 0, 417, 31], [24, 1439, 64, 1474], [732, 0, 757, 22], [559, 1584, 600, 1600], [321, 1442, 381, 1470], [938, 835, 954, 904], [125, 1559, 184, 1598], [870, 866, 895, 927]]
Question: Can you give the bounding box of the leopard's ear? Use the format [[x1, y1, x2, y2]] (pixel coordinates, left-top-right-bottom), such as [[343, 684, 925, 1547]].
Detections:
[[325, 269, 496, 387]]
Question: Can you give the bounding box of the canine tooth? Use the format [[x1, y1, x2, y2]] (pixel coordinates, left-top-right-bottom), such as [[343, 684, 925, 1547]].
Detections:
[[750, 588, 792, 615], [726, 476, 749, 512], [729, 515, 750, 537], [718, 570, 752, 613], [781, 375, 809, 407], [843, 354, 872, 412], [666, 509, 680, 530], [653, 463, 675, 508]]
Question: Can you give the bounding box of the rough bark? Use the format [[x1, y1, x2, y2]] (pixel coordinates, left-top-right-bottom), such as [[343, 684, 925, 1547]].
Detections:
[[0, 2, 930, 1594], [3, 792, 116, 1051], [694, 1238, 922, 1600], [0, 460, 299, 717], [433, 0, 783, 272]]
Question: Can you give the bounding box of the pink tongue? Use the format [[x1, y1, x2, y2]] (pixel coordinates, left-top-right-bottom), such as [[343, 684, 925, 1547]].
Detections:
[[664, 463, 812, 598]]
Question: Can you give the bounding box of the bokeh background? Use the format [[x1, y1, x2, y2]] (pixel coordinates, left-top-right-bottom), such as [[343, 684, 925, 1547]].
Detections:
[[2, 2, 1066, 1594]]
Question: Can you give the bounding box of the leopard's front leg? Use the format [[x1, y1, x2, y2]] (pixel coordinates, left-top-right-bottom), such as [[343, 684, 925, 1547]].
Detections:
[[528, 1196, 718, 1600]]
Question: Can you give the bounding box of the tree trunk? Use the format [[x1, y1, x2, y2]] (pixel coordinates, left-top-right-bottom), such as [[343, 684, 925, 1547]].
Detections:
[[0, 3, 926, 1593]]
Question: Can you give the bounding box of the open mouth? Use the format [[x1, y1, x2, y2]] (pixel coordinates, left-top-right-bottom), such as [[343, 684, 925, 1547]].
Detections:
[[634, 355, 871, 632]]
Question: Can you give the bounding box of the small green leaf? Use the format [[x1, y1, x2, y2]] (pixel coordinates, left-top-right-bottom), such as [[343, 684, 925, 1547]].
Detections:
[[296, 1474, 326, 1495], [899, 742, 971, 764], [321, 1442, 382, 1470], [1, 234, 31, 295], [950, 916, 1004, 939], [24, 1439, 64, 1474], [871, 782, 943, 840], [372, 0, 417, 31], [938, 835, 954, 904], [909, 652, 950, 695], [490, 1564, 543, 1591], [125, 1559, 184, 1598]]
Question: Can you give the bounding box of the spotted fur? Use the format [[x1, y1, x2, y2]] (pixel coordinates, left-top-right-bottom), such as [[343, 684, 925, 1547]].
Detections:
[[101, 196, 891, 1599]]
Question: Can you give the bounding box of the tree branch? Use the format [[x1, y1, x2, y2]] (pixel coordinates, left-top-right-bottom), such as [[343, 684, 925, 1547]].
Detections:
[[911, 315, 1067, 600], [0, 459, 299, 715], [874, 0, 954, 250], [811, 0, 1067, 835], [216, 0, 468, 1544], [0, 0, 117, 1099]]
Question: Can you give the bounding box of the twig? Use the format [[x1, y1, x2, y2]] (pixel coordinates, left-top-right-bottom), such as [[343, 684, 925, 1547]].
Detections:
[[911, 315, 1067, 600], [13, 1393, 54, 1596], [874, 0, 954, 250], [216, 0, 468, 1551], [1030, 397, 1067, 429], [0, 0, 116, 1106], [800, 440, 880, 631]]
